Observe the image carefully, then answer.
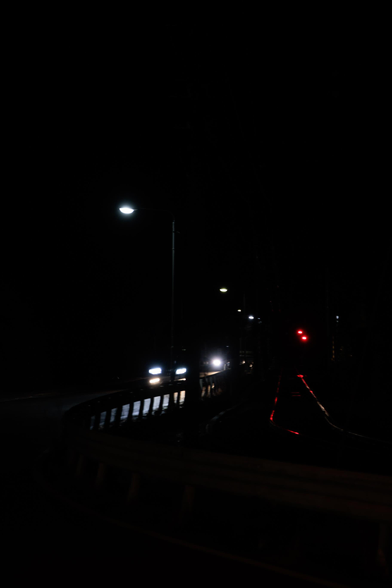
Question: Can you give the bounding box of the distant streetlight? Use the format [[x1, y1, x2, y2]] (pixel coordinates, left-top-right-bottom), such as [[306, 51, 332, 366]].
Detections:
[[219, 288, 228, 293], [119, 207, 134, 214], [119, 205, 176, 374]]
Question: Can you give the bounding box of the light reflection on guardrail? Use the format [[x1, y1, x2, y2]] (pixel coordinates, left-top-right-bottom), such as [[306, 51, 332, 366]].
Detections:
[[63, 370, 231, 434], [87, 388, 187, 432]]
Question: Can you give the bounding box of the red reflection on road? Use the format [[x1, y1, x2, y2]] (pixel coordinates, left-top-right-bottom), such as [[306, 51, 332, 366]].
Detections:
[[269, 375, 300, 435], [297, 374, 330, 417], [269, 394, 278, 422]]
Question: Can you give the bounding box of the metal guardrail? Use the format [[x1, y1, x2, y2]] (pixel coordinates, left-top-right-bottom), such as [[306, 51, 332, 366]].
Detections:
[[63, 370, 232, 433], [44, 369, 392, 581]]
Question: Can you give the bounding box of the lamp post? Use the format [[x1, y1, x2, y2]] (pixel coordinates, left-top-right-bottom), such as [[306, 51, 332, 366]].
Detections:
[[119, 206, 176, 376]]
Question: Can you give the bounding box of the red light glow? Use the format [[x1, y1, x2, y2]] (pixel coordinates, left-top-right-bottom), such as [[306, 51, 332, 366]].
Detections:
[[301, 336, 307, 341], [297, 330, 303, 335], [269, 376, 300, 435], [299, 374, 330, 417]]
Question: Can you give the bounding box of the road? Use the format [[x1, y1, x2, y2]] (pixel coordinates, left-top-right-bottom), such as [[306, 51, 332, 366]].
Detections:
[[270, 369, 392, 475], [204, 368, 392, 477]]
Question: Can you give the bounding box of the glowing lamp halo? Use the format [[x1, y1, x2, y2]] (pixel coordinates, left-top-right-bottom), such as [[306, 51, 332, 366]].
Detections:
[[211, 358, 223, 368]]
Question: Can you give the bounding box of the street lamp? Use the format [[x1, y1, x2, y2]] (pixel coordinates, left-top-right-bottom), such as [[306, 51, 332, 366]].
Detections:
[[119, 205, 176, 375], [119, 207, 135, 214]]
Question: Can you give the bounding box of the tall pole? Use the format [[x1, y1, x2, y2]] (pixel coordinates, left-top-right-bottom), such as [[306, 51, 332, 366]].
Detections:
[[326, 263, 330, 371], [119, 206, 176, 376], [171, 217, 175, 376]]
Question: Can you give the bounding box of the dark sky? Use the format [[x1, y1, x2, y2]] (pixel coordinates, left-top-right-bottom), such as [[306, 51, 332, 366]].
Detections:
[[2, 24, 390, 386]]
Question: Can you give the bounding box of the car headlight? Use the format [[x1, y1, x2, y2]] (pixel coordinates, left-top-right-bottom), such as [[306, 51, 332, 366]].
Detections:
[[211, 358, 223, 368], [149, 377, 161, 385]]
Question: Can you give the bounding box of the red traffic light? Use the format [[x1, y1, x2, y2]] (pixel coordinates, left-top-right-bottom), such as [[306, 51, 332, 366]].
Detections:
[[296, 329, 308, 341]]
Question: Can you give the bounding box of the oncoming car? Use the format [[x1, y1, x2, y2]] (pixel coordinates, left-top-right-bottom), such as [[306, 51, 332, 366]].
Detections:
[[147, 364, 187, 385], [200, 356, 229, 373]]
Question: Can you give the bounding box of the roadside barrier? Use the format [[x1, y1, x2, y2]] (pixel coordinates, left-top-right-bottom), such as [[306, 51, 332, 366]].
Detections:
[[63, 370, 231, 433]]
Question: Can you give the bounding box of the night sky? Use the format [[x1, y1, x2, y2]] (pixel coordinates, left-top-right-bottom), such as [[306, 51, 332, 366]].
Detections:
[[2, 24, 390, 389]]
